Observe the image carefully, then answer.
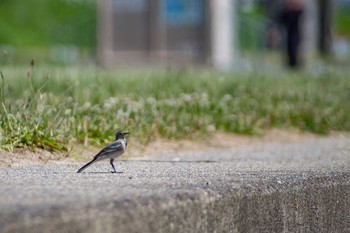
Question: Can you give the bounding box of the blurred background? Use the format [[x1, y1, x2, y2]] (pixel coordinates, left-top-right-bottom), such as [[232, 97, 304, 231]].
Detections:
[[0, 0, 349, 71]]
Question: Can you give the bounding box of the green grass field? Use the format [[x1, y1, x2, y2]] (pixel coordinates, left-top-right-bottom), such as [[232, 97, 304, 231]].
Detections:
[[0, 0, 96, 65], [0, 65, 349, 152]]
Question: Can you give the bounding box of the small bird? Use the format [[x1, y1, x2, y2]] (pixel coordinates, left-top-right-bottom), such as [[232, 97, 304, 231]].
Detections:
[[77, 131, 129, 173]]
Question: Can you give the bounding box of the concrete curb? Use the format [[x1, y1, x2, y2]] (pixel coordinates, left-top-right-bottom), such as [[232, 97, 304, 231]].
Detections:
[[1, 165, 350, 233]]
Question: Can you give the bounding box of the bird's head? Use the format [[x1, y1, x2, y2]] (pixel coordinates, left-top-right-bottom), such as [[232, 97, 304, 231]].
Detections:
[[115, 131, 129, 140]]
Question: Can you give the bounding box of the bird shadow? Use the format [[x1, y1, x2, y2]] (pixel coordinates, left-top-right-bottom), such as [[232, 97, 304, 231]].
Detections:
[[79, 171, 124, 174]]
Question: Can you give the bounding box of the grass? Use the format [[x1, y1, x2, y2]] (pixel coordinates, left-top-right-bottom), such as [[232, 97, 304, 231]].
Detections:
[[0, 0, 96, 48], [0, 65, 350, 152], [0, 0, 96, 65], [335, 7, 350, 38]]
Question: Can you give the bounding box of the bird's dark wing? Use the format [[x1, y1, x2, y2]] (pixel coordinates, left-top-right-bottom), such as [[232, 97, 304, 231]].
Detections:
[[94, 140, 123, 157]]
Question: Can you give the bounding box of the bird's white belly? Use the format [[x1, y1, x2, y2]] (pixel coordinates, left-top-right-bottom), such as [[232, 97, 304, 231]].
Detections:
[[108, 140, 126, 159]]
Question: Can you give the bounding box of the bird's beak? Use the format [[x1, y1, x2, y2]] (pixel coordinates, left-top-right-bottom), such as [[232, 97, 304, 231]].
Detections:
[[123, 132, 130, 136]]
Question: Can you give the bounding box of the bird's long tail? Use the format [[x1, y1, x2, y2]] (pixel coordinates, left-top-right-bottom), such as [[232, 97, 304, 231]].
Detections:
[[77, 157, 98, 173]]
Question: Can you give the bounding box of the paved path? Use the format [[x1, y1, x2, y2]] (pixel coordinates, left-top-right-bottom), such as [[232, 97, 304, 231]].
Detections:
[[0, 137, 349, 232]]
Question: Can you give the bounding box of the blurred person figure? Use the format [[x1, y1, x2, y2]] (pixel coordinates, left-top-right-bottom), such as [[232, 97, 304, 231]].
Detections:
[[279, 0, 304, 69]]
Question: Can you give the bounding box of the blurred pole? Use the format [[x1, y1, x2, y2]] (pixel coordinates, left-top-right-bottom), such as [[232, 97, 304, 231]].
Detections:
[[149, 1, 160, 56], [302, 0, 318, 62], [318, 0, 333, 56], [97, 0, 114, 67], [210, 0, 236, 70]]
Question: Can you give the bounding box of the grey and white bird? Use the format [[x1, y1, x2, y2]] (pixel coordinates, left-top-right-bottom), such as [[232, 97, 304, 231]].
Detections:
[[77, 131, 129, 173]]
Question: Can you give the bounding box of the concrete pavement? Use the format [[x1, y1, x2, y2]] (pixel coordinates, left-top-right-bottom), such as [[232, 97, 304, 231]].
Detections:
[[0, 137, 349, 232]]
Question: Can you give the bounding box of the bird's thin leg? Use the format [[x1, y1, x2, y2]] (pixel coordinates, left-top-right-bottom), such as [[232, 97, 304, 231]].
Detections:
[[110, 159, 116, 173]]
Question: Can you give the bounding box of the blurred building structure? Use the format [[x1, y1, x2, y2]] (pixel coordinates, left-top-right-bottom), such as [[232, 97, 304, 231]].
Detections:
[[97, 0, 339, 70], [98, 0, 235, 69]]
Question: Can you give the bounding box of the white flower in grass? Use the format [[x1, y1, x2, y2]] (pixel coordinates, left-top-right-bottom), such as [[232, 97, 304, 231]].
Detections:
[[36, 103, 46, 114], [200, 93, 209, 107], [117, 109, 129, 118], [64, 109, 72, 115], [83, 102, 91, 110], [181, 93, 192, 102], [39, 93, 47, 102], [163, 98, 176, 106], [109, 97, 118, 105], [222, 94, 233, 102], [67, 97, 74, 103], [103, 102, 112, 110], [207, 125, 216, 132], [147, 97, 156, 105], [127, 100, 142, 113], [103, 97, 118, 110]]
